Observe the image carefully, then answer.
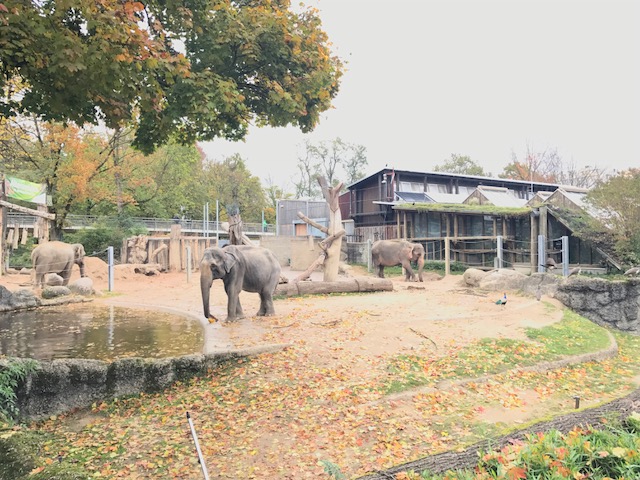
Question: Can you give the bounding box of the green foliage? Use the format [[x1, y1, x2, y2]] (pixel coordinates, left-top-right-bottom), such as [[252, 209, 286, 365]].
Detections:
[[28, 462, 90, 479], [319, 459, 346, 479], [0, 358, 38, 422], [433, 154, 488, 177], [0, 430, 48, 480], [414, 415, 640, 479], [6, 237, 36, 269], [1, 1, 343, 154], [63, 216, 147, 260], [584, 168, 640, 264], [294, 138, 368, 198], [201, 154, 268, 223]]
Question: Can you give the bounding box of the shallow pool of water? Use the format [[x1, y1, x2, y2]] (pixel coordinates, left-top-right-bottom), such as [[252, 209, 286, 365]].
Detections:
[[0, 304, 204, 361]]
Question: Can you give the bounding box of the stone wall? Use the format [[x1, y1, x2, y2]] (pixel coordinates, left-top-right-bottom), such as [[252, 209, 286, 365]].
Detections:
[[555, 277, 640, 333], [2, 344, 288, 421]]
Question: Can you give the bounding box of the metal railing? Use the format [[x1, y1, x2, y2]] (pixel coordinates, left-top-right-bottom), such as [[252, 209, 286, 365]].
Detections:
[[5, 212, 276, 235]]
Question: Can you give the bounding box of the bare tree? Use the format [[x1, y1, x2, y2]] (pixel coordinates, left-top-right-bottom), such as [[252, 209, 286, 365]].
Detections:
[[294, 175, 345, 282]]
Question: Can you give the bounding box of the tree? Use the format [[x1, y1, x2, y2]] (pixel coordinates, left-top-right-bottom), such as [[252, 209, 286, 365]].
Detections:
[[500, 145, 561, 183], [201, 154, 267, 223], [584, 168, 640, 263], [433, 154, 487, 176], [293, 138, 368, 197], [0, 116, 117, 238], [1, 1, 343, 154]]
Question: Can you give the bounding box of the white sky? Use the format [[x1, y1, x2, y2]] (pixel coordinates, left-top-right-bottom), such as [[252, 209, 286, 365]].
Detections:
[[199, 0, 640, 189]]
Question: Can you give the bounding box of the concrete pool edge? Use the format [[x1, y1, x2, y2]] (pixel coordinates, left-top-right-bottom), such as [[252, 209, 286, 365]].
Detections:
[[2, 342, 292, 421]]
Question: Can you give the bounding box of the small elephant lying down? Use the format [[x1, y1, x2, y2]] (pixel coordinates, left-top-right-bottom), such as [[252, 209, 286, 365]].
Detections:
[[200, 245, 281, 322]]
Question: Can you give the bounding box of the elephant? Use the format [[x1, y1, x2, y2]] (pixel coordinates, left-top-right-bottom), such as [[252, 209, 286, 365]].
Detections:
[[31, 241, 87, 288], [371, 239, 425, 282], [200, 245, 281, 322]]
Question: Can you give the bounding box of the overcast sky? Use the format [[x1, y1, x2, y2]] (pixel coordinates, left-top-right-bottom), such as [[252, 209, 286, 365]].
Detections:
[[199, 0, 640, 189]]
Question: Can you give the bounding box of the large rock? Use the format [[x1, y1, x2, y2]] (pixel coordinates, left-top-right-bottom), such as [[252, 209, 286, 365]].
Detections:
[[41, 286, 71, 299], [0, 286, 40, 311], [462, 268, 487, 287], [45, 273, 64, 286], [69, 277, 95, 296], [479, 269, 527, 291]]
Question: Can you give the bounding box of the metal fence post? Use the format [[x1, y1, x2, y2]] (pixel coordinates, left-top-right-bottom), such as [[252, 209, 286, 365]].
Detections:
[[367, 239, 372, 272], [108, 246, 114, 292], [186, 246, 192, 283], [496, 235, 503, 269], [537, 235, 546, 273], [561, 236, 569, 277]]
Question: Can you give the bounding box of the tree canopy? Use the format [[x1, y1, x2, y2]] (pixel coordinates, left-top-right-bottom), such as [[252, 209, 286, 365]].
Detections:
[[433, 154, 488, 176], [0, 0, 343, 154], [293, 138, 367, 198], [585, 168, 640, 263]]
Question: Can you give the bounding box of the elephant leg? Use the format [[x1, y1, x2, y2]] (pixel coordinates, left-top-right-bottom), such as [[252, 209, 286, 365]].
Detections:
[[401, 261, 416, 281], [61, 267, 72, 286], [257, 292, 275, 316], [225, 283, 244, 321], [376, 265, 385, 278]]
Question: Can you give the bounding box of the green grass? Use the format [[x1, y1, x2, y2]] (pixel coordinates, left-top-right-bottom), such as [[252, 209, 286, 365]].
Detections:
[[382, 311, 612, 395]]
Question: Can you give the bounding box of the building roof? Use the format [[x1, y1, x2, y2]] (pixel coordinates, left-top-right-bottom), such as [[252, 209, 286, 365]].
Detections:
[[467, 186, 529, 208], [347, 167, 563, 191]]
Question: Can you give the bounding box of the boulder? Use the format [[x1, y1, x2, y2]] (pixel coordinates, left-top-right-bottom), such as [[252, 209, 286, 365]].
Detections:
[[479, 269, 527, 291], [462, 268, 487, 287], [41, 286, 71, 299], [69, 277, 95, 296], [45, 273, 64, 286]]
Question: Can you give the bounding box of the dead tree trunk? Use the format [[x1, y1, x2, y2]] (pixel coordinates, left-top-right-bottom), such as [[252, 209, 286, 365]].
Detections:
[[227, 212, 253, 246], [294, 176, 344, 282]]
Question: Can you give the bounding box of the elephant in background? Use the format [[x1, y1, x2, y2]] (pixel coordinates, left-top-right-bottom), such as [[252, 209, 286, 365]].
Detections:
[[371, 239, 425, 282], [200, 245, 281, 322], [31, 241, 87, 288]]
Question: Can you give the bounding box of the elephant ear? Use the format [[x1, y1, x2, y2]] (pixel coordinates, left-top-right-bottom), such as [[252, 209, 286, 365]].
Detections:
[[223, 250, 239, 274], [73, 244, 85, 260]]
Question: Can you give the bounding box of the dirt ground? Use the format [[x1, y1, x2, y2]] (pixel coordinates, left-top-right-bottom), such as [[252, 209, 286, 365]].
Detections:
[[1, 256, 564, 358], [2, 258, 585, 476], [2, 257, 564, 404]]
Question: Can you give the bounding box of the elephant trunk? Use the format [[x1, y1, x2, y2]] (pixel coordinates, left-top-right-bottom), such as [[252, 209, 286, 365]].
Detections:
[[78, 260, 86, 278], [200, 267, 214, 320]]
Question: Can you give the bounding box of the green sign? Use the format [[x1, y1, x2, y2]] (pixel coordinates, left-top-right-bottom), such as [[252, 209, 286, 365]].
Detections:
[[4, 175, 47, 205]]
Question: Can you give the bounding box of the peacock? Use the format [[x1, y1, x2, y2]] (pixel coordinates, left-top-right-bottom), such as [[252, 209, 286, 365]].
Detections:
[[495, 293, 507, 306]]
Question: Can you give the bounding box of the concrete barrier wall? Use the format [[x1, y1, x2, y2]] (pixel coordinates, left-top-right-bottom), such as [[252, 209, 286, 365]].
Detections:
[[2, 345, 288, 421]]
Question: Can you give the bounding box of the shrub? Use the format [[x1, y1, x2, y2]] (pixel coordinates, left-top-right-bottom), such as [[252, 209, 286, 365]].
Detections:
[[0, 358, 39, 422]]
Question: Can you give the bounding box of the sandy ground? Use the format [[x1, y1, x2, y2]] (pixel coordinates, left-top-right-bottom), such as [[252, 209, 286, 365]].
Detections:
[[1, 257, 564, 367]]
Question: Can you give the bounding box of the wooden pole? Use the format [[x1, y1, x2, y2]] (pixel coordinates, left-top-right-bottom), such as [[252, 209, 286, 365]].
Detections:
[[445, 237, 451, 276]]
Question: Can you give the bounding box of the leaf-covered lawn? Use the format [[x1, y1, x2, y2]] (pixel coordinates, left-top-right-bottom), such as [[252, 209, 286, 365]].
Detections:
[[27, 313, 640, 479]]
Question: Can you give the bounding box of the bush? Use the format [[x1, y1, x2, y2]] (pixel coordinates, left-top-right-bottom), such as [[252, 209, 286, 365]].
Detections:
[[0, 431, 48, 480], [63, 216, 147, 262], [0, 358, 39, 422]]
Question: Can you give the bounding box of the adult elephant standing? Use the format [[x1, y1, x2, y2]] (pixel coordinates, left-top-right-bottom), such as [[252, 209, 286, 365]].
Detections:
[[200, 245, 281, 322], [371, 239, 425, 282], [31, 241, 87, 288]]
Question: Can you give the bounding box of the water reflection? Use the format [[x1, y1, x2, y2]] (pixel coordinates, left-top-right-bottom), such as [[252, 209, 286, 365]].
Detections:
[[0, 304, 204, 361]]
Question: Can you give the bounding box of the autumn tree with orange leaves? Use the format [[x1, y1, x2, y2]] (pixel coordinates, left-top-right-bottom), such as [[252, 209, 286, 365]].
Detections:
[[0, 0, 343, 154]]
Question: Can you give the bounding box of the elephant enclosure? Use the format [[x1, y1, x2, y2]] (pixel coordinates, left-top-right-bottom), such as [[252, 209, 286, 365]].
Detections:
[[3, 260, 605, 478]]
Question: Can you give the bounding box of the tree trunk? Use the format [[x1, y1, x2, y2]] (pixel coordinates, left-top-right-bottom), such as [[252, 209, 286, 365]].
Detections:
[[320, 177, 343, 282], [276, 277, 392, 297]]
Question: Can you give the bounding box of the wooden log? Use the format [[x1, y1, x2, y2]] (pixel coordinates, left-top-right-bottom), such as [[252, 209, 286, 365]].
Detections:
[[275, 277, 393, 297]]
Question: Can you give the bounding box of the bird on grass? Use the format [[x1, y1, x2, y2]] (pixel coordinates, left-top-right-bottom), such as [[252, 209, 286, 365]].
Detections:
[[567, 267, 581, 277], [624, 266, 640, 276], [495, 293, 507, 306]]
